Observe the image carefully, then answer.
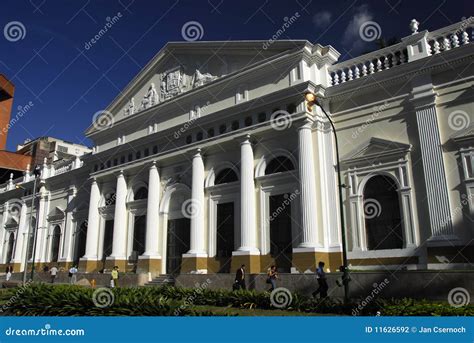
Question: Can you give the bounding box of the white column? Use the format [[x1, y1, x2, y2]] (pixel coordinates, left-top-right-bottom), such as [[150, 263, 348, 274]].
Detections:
[[0, 207, 4, 260], [415, 104, 453, 237], [297, 120, 319, 247], [34, 186, 48, 263], [12, 202, 28, 269], [83, 179, 100, 259], [237, 135, 259, 253], [61, 187, 76, 262], [110, 171, 128, 259], [143, 161, 160, 257], [187, 149, 206, 255]]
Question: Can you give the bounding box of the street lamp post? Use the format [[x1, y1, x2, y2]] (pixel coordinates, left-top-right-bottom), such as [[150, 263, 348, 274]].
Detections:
[[305, 92, 350, 303], [21, 167, 41, 284]]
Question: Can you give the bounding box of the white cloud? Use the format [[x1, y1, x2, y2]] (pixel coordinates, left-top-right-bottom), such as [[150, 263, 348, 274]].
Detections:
[[313, 11, 332, 28], [342, 4, 374, 51]]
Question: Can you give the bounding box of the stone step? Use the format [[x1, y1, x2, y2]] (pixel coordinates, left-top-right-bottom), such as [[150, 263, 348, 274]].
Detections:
[[144, 275, 175, 287]]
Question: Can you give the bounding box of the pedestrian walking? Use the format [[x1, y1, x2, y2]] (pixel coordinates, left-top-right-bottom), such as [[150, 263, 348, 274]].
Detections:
[[312, 261, 329, 299], [5, 265, 13, 281], [234, 264, 246, 290], [266, 265, 278, 291], [111, 266, 119, 288], [50, 265, 58, 284], [69, 265, 78, 284]]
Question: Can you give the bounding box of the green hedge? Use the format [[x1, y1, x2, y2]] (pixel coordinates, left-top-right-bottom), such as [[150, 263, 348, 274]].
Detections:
[[1, 283, 472, 316]]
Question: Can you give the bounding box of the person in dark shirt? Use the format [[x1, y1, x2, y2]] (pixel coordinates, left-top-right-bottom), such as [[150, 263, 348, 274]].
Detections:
[[312, 261, 328, 299], [234, 264, 246, 290]]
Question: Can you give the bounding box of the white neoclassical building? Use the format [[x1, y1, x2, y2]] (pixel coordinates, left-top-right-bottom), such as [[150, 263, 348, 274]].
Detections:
[[0, 19, 473, 277]]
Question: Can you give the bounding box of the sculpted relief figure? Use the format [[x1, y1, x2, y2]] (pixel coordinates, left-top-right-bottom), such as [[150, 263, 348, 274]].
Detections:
[[193, 69, 217, 87], [141, 83, 159, 110], [124, 97, 135, 116]]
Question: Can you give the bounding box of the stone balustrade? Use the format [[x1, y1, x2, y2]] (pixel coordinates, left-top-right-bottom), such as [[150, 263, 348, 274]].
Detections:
[[329, 17, 473, 87], [0, 156, 84, 194], [427, 18, 473, 54]]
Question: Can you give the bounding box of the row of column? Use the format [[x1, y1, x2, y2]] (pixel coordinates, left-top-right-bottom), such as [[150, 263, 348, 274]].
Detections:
[[83, 119, 321, 262]]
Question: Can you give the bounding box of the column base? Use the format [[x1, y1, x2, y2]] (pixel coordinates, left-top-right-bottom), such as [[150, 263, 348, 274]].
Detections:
[[79, 258, 101, 273], [105, 257, 127, 272], [11, 262, 23, 273], [231, 252, 261, 274], [181, 253, 208, 273], [292, 248, 343, 273], [137, 255, 162, 276]]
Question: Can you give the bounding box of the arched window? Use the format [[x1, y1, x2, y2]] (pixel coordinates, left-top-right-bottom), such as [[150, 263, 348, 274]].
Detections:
[[364, 175, 403, 250], [74, 221, 88, 264], [134, 187, 148, 200], [5, 232, 15, 263], [51, 225, 61, 262], [215, 168, 238, 185], [265, 156, 295, 175]]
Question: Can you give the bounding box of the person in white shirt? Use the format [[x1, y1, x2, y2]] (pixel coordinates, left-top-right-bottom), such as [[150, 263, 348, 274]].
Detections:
[[50, 265, 58, 283], [69, 265, 78, 284]]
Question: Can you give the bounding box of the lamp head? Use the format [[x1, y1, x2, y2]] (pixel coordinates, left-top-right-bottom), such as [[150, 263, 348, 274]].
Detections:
[[305, 92, 318, 111]]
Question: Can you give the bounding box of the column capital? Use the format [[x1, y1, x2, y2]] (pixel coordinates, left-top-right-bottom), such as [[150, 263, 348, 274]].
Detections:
[[235, 133, 255, 145], [297, 117, 315, 130]]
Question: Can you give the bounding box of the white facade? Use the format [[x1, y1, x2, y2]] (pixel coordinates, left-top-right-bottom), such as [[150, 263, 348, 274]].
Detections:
[[0, 19, 473, 275]]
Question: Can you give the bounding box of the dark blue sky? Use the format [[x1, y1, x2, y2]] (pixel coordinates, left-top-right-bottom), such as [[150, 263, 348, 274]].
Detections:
[[0, 0, 471, 150]]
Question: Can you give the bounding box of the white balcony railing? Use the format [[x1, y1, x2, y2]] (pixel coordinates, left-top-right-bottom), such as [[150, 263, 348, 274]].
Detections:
[[328, 17, 473, 87]]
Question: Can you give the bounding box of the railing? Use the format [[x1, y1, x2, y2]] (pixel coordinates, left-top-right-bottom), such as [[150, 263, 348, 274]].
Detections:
[[0, 156, 84, 194], [329, 17, 473, 87], [329, 43, 409, 86], [427, 20, 473, 54]]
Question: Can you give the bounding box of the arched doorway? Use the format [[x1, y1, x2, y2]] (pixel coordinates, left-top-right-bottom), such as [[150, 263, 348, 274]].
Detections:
[[363, 175, 403, 250], [162, 184, 191, 275], [5, 232, 15, 264], [131, 187, 147, 262], [74, 221, 88, 265], [266, 156, 295, 273], [214, 168, 238, 273], [50, 225, 61, 262]]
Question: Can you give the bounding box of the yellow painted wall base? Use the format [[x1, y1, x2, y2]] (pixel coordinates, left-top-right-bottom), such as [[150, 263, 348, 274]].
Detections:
[[79, 259, 101, 273], [292, 251, 343, 273], [137, 258, 161, 275], [181, 256, 208, 273], [231, 254, 261, 274]]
